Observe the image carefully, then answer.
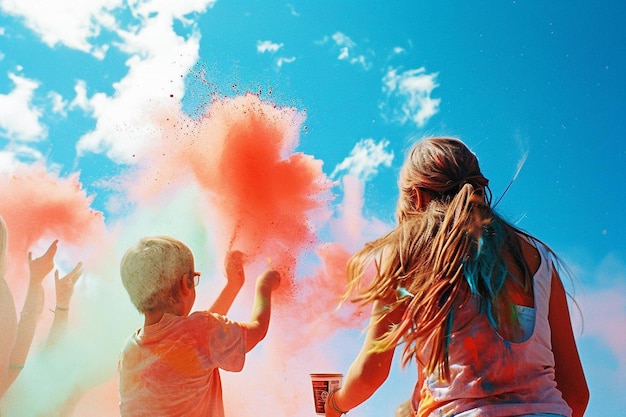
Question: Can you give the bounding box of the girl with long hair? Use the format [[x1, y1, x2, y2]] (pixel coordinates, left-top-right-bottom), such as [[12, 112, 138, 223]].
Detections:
[[325, 137, 588, 417]]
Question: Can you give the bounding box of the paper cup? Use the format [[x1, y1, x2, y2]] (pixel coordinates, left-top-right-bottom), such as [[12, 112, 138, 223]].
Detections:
[[310, 373, 343, 415]]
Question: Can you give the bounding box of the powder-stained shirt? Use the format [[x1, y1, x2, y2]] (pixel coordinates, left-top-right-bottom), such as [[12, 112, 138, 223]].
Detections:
[[415, 237, 572, 417], [119, 311, 246, 417]]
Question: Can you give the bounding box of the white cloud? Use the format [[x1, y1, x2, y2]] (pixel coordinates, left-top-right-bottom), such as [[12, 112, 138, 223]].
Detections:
[[332, 32, 356, 49], [130, 0, 216, 20], [0, 151, 18, 173], [257, 40, 284, 54], [277, 56, 296, 68], [257, 40, 294, 70], [331, 138, 394, 182], [0, 144, 44, 173], [329, 31, 373, 70], [48, 91, 68, 116], [0, 0, 122, 54], [16, 1, 219, 163], [70, 80, 90, 112], [0, 73, 46, 141], [74, 2, 216, 163], [0, 0, 217, 55], [380, 66, 441, 127]]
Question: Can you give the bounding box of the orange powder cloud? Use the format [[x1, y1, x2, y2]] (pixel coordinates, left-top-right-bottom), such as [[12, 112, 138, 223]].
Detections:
[[0, 93, 392, 417], [0, 164, 105, 294], [124, 94, 334, 292]]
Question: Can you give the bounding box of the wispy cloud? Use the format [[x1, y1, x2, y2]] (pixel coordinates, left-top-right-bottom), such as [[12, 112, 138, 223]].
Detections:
[[318, 31, 373, 70], [257, 40, 295, 69], [286, 3, 300, 17], [257, 40, 284, 54], [48, 91, 68, 116], [277, 56, 296, 68], [331, 138, 394, 182], [380, 66, 440, 127]]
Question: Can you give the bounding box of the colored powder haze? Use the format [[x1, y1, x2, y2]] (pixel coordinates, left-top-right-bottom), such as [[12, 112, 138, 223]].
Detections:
[[1, 2, 625, 416], [0, 93, 387, 416]]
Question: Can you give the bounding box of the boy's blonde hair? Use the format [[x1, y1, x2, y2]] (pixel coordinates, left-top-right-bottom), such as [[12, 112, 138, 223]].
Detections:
[[120, 236, 194, 313]]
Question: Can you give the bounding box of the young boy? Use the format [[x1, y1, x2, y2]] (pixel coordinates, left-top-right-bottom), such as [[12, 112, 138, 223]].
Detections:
[[118, 236, 280, 417]]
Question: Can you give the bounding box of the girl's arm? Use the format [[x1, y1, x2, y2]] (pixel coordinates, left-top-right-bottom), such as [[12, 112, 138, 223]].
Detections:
[[548, 270, 589, 417], [46, 263, 83, 347], [325, 300, 404, 417], [7, 241, 57, 384]]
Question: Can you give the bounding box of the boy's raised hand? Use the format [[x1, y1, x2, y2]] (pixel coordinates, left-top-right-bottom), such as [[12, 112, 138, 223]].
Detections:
[[258, 269, 281, 292], [224, 250, 245, 288], [209, 250, 246, 315]]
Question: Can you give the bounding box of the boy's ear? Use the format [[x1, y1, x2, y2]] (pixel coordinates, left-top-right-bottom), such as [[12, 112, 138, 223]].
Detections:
[[180, 273, 192, 294]]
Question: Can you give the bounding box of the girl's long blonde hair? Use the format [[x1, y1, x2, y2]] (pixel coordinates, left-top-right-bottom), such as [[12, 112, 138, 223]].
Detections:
[[346, 137, 531, 381]]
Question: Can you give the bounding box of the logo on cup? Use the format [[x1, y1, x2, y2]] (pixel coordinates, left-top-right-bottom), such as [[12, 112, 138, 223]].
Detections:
[[310, 373, 343, 416]]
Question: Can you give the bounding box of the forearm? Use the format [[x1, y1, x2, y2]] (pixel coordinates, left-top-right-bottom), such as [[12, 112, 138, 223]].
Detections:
[[327, 300, 399, 416], [243, 282, 273, 352], [10, 282, 44, 364], [209, 282, 244, 315], [46, 307, 69, 347], [329, 349, 393, 415]]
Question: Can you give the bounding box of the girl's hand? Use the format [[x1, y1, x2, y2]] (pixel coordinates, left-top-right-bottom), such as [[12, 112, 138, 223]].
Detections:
[[54, 262, 83, 309], [325, 390, 347, 417], [28, 240, 58, 283]]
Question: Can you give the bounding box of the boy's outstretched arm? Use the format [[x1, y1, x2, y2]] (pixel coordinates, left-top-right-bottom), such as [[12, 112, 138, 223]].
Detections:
[[209, 251, 245, 315], [241, 269, 280, 352]]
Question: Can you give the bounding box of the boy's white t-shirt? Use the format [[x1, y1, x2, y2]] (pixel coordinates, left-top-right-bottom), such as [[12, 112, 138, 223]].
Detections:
[[118, 311, 246, 417]]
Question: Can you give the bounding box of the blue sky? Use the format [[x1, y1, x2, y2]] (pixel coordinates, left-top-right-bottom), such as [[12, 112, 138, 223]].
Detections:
[[0, 1, 625, 416]]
